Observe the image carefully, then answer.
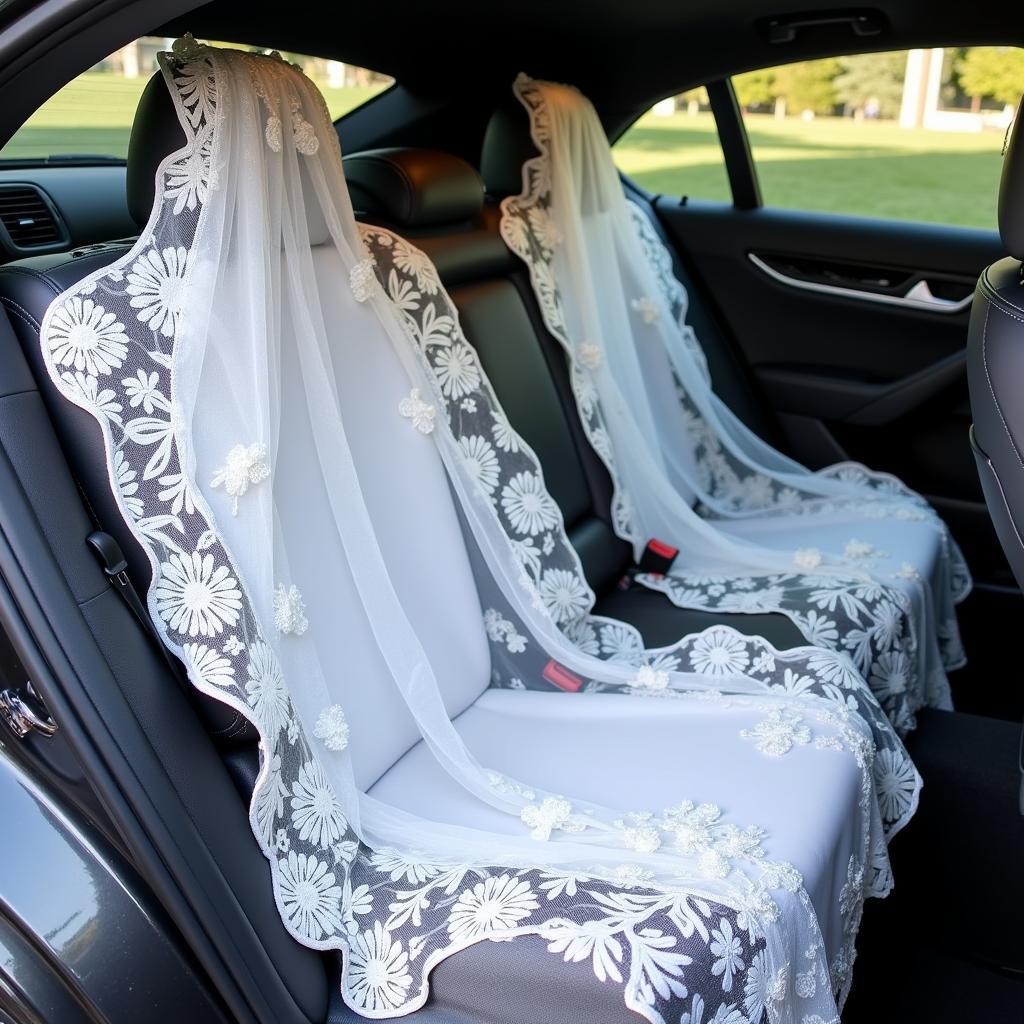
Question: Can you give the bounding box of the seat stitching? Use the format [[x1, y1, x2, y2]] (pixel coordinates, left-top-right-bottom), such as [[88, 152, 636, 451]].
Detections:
[[981, 302, 1024, 473], [980, 268, 1024, 320], [1, 299, 42, 334]]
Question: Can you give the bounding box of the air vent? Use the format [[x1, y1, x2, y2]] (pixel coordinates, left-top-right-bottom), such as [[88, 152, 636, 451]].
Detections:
[[0, 185, 65, 251]]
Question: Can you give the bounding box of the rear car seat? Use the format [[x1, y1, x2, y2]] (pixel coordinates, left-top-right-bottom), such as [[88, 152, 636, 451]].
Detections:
[[345, 147, 806, 650]]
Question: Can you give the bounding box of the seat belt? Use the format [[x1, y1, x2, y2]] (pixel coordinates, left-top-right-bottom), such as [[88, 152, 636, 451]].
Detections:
[[85, 529, 190, 689]]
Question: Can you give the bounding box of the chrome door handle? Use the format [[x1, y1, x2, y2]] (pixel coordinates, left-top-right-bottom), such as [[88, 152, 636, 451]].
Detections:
[[748, 253, 973, 315]]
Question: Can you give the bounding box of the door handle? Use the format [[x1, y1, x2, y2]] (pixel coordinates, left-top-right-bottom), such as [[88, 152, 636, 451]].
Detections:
[[748, 252, 974, 315]]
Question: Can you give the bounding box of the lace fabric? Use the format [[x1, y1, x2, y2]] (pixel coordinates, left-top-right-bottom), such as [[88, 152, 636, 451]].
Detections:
[[499, 73, 970, 733], [36, 43, 905, 1023]]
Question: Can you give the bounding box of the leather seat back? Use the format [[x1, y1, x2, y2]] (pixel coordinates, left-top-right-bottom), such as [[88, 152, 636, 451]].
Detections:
[[967, 102, 1024, 590]]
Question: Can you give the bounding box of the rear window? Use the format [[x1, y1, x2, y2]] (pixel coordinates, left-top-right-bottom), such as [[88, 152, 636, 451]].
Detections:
[[0, 37, 393, 163]]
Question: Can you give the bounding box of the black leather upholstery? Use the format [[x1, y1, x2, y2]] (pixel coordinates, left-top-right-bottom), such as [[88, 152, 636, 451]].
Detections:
[[967, 256, 1024, 590], [998, 101, 1024, 261], [967, 98, 1024, 592], [344, 148, 484, 227], [480, 99, 537, 198], [126, 71, 187, 229]]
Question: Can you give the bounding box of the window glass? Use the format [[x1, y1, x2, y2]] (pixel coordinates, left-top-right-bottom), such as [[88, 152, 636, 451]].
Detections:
[[0, 38, 393, 163], [733, 47, 1016, 228], [612, 87, 732, 202]]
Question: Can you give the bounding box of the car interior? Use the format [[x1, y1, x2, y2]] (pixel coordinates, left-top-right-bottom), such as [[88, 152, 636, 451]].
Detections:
[[0, 2, 1022, 1022]]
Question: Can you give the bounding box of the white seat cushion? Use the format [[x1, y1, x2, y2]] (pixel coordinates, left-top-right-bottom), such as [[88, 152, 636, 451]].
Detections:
[[370, 687, 865, 964]]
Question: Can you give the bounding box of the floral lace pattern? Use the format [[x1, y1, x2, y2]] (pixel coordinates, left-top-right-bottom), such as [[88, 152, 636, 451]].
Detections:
[[498, 74, 961, 735], [37, 44, 815, 1024], [358, 226, 918, 848]]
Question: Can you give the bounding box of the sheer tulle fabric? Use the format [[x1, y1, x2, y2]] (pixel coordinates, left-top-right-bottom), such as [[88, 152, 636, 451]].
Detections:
[[500, 74, 971, 731], [37, 45, 902, 1022]]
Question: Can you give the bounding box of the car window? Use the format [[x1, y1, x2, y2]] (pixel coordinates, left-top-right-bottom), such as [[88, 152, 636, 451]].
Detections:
[[612, 87, 732, 202], [733, 47, 1015, 228], [0, 37, 393, 163]]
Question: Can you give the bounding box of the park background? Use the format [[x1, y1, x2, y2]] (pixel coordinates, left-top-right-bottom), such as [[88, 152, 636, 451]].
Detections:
[[2, 42, 1019, 229]]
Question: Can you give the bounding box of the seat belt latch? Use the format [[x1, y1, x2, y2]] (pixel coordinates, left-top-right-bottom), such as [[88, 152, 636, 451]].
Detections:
[[638, 538, 679, 576], [542, 660, 584, 692]]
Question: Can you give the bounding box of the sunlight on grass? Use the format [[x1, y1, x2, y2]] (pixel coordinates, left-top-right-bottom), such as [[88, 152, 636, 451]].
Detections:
[[614, 110, 1004, 228], [0, 72, 389, 161]]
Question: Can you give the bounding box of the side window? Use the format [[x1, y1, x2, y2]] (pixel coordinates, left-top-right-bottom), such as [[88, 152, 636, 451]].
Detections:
[[0, 38, 393, 163], [733, 47, 1017, 228], [612, 87, 732, 202]]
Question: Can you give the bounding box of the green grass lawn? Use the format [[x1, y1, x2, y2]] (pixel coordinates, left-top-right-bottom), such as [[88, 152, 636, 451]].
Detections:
[[0, 72, 389, 161], [614, 110, 1005, 229]]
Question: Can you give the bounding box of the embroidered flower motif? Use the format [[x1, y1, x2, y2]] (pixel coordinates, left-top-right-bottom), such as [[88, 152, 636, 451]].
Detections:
[[630, 664, 669, 691], [274, 583, 309, 635], [347, 922, 412, 1012], [184, 642, 235, 688], [393, 240, 441, 295], [171, 32, 205, 59], [611, 863, 655, 888], [689, 628, 751, 676], [500, 472, 560, 536], [794, 547, 823, 569], [210, 442, 271, 515], [154, 551, 242, 637], [265, 114, 283, 151], [122, 369, 165, 414], [223, 634, 244, 656], [875, 748, 918, 823], [350, 255, 377, 301], [313, 704, 350, 751], [290, 759, 347, 848], [538, 568, 590, 624], [398, 388, 436, 434], [527, 206, 562, 251], [291, 114, 319, 155], [447, 875, 540, 942], [48, 296, 129, 376], [895, 560, 922, 581], [662, 800, 720, 855], [61, 371, 123, 425], [843, 538, 874, 559], [622, 825, 662, 854], [482, 609, 528, 653], [709, 918, 744, 992], [126, 246, 190, 338], [740, 710, 812, 757], [520, 796, 579, 840], [630, 296, 661, 325], [277, 850, 343, 941], [458, 435, 500, 495], [434, 342, 481, 398], [245, 640, 290, 736], [578, 341, 603, 370]]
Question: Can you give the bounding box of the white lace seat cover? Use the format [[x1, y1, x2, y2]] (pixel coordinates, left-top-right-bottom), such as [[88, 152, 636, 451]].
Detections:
[[37, 43, 908, 1024], [498, 74, 972, 734]]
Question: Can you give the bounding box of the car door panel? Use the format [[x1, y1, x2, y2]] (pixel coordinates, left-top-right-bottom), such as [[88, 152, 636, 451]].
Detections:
[[653, 200, 1007, 568]]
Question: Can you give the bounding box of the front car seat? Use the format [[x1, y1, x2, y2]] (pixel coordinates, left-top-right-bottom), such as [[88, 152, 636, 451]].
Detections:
[[967, 101, 1024, 592]]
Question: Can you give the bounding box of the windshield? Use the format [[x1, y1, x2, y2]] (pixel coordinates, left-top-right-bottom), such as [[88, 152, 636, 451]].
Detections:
[[0, 37, 393, 164]]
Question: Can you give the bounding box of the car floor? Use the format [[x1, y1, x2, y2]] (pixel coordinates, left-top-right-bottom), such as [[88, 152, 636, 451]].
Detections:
[[843, 708, 1024, 1022]]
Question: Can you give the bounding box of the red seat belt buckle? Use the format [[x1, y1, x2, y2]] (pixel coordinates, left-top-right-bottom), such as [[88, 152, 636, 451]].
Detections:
[[638, 537, 679, 575], [542, 660, 584, 692]]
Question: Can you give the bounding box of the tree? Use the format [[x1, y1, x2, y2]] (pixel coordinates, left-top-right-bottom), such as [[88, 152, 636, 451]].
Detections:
[[771, 58, 841, 115], [734, 68, 776, 109], [833, 51, 907, 118], [957, 47, 1024, 107]]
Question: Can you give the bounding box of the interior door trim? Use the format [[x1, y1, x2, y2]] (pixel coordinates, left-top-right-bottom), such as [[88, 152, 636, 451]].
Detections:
[[748, 251, 974, 314]]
